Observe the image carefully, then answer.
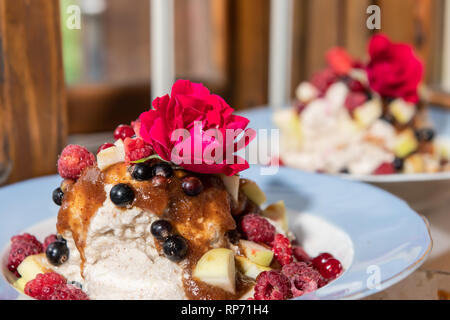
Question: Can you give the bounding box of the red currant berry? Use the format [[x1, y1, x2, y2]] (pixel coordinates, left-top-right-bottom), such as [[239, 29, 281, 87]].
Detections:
[[97, 143, 114, 154], [318, 258, 342, 280], [114, 125, 135, 140]]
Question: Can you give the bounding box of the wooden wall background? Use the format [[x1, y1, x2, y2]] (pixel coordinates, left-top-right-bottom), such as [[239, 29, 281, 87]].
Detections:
[[66, 0, 446, 134], [0, 0, 446, 182]]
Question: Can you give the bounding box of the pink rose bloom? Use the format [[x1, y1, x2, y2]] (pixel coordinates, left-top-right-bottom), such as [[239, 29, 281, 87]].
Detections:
[[139, 80, 256, 176], [366, 34, 424, 103]]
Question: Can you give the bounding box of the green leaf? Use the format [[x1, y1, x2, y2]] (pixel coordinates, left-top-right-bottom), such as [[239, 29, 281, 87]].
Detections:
[[130, 154, 163, 164]]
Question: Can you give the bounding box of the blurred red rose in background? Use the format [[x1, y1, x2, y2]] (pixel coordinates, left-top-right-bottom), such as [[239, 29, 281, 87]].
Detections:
[[366, 34, 424, 103]]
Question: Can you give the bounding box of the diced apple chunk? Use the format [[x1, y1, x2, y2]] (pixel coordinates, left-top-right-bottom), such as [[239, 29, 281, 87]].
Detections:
[[239, 240, 274, 267], [389, 99, 416, 124], [273, 108, 303, 149], [262, 200, 288, 232], [97, 145, 125, 170], [219, 174, 240, 203], [296, 82, 318, 103], [17, 253, 52, 283], [235, 256, 271, 279], [403, 154, 425, 173], [13, 277, 27, 293], [241, 180, 266, 206], [354, 99, 382, 128], [193, 248, 236, 294], [394, 129, 419, 158]]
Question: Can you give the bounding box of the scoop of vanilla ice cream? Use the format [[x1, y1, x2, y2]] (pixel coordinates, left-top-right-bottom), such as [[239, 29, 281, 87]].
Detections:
[[56, 184, 187, 300]]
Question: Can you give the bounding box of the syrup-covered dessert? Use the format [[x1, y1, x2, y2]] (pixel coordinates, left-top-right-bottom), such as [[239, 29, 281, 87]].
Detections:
[[7, 80, 343, 300], [275, 34, 450, 175]]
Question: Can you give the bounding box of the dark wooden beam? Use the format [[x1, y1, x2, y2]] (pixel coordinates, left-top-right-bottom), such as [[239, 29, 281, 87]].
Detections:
[[0, 0, 67, 183]]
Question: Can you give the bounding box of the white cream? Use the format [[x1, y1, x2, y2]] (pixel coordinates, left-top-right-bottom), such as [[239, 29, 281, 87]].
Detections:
[[276, 96, 396, 175], [56, 184, 187, 300]]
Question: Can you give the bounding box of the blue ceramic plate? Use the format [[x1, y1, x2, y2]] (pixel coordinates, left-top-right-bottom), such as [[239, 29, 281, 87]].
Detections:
[[0, 167, 432, 300]]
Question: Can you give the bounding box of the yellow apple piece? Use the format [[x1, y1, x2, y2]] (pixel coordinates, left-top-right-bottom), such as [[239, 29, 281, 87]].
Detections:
[[394, 129, 419, 158], [240, 180, 267, 206], [389, 99, 416, 124], [97, 145, 125, 170], [239, 240, 274, 267], [273, 108, 303, 149], [235, 256, 271, 279], [219, 174, 240, 203], [403, 154, 425, 173], [13, 277, 27, 293], [354, 99, 382, 128], [17, 253, 53, 283], [193, 248, 236, 294], [262, 200, 288, 232]]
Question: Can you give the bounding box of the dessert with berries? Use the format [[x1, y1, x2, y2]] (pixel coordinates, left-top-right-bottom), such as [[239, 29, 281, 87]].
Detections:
[[274, 34, 449, 175], [6, 80, 343, 300]]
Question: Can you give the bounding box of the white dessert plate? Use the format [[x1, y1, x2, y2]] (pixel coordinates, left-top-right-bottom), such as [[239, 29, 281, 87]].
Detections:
[[0, 166, 431, 300], [239, 106, 450, 214]]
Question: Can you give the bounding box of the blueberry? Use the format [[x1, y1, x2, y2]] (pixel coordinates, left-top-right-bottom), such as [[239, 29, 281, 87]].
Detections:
[[46, 240, 69, 266], [152, 162, 174, 178], [339, 168, 349, 174], [132, 163, 153, 181], [163, 235, 188, 262], [151, 175, 167, 187], [380, 114, 395, 125], [181, 176, 204, 196], [151, 219, 173, 241], [415, 128, 435, 142], [68, 281, 83, 290], [52, 187, 64, 206], [393, 157, 404, 171], [110, 183, 134, 207]]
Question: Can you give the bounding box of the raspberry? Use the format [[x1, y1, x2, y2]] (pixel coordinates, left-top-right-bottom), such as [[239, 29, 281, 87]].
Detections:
[[57, 145, 96, 180], [347, 78, 365, 92], [373, 162, 395, 175], [131, 119, 142, 138], [25, 272, 89, 300], [8, 233, 43, 277], [326, 47, 353, 75], [293, 246, 310, 262], [43, 234, 58, 252], [253, 270, 292, 300], [310, 68, 338, 94], [114, 124, 135, 141], [272, 234, 293, 266], [97, 143, 115, 154], [295, 101, 307, 114], [269, 156, 284, 167], [344, 92, 367, 112], [124, 137, 153, 162], [281, 262, 321, 297], [240, 214, 275, 245]]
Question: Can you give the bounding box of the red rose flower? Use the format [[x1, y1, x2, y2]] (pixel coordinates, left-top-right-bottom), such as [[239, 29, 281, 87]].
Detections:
[[139, 80, 256, 176], [366, 34, 424, 103]]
